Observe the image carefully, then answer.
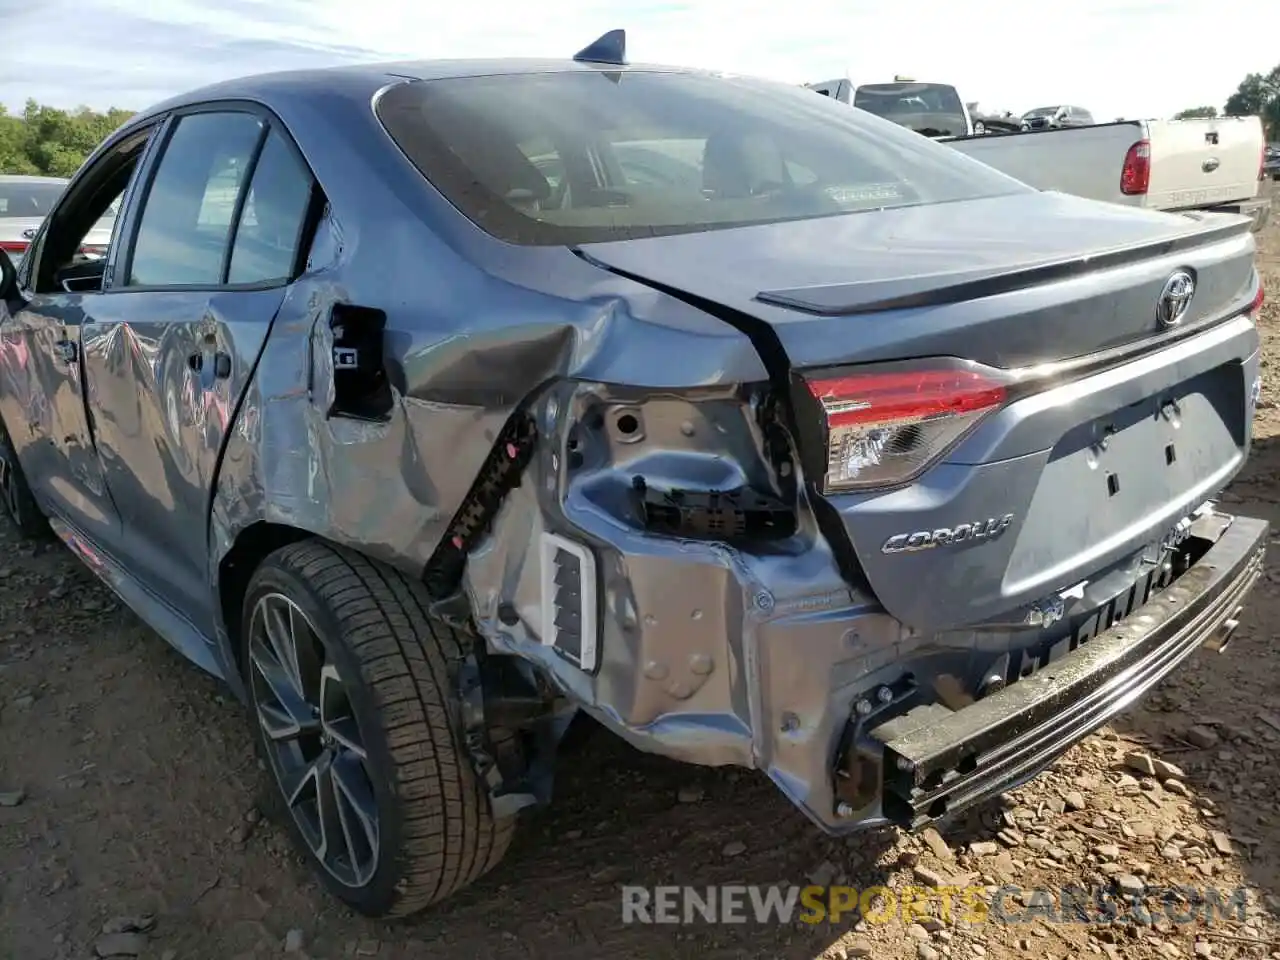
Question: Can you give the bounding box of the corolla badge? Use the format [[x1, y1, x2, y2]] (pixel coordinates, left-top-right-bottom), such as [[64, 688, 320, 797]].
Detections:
[[1156, 270, 1195, 328], [21, 227, 36, 240], [881, 514, 1015, 554]]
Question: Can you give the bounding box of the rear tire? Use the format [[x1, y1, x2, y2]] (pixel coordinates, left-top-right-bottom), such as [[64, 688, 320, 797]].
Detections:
[[241, 539, 517, 918], [0, 413, 50, 540]]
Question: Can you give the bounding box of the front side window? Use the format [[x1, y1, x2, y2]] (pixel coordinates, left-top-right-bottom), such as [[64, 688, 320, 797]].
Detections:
[[127, 111, 264, 287], [376, 70, 1028, 246]]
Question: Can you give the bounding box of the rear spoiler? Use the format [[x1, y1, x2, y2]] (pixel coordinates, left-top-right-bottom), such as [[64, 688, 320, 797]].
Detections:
[[756, 217, 1254, 316]]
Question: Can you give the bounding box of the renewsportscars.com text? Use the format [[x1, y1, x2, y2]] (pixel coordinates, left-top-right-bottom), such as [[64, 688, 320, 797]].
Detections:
[[620, 884, 1251, 926]]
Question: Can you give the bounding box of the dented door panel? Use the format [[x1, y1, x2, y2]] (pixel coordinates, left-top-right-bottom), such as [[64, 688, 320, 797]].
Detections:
[[82, 287, 283, 636], [0, 293, 121, 547]]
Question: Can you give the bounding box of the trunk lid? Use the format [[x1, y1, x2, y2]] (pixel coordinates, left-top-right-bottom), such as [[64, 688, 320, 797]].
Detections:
[[0, 216, 45, 255], [578, 191, 1261, 633], [578, 191, 1256, 370]]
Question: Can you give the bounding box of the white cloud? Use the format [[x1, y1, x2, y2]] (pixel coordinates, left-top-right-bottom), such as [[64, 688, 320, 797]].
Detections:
[[0, 0, 1273, 119]]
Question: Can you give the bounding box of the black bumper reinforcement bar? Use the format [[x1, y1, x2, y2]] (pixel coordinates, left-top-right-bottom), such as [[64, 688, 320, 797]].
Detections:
[[872, 511, 1269, 828]]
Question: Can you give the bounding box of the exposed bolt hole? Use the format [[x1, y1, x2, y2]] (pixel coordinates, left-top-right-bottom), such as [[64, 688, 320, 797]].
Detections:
[[616, 413, 640, 435], [497, 602, 520, 626]]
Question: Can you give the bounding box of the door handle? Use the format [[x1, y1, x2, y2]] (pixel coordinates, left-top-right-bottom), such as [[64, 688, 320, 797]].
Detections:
[[54, 339, 78, 363]]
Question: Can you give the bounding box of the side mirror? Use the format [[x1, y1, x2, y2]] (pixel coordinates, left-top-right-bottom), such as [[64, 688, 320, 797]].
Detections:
[[0, 249, 16, 302]]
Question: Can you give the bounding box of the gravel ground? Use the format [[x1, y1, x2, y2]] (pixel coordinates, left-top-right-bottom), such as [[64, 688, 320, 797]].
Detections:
[[1, 181, 1279, 960]]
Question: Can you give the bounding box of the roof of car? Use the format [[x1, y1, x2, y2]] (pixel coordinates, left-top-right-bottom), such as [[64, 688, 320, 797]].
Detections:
[[129, 58, 698, 124]]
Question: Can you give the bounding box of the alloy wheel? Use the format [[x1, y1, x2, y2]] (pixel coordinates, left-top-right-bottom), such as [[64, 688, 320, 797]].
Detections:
[[248, 592, 380, 888]]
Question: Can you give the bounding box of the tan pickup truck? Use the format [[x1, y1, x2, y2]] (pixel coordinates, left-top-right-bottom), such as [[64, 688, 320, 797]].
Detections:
[[949, 116, 1270, 231], [808, 78, 1270, 231]]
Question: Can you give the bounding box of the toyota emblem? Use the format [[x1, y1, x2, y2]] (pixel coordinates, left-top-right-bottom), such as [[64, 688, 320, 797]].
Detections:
[[1156, 271, 1195, 328]]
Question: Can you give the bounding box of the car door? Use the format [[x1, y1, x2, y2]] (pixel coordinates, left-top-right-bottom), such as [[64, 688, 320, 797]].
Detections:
[[81, 105, 319, 637], [0, 124, 159, 551]]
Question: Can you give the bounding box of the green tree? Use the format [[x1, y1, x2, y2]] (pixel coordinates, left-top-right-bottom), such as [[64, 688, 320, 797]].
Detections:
[[1174, 105, 1218, 119], [0, 100, 135, 177], [1224, 67, 1280, 138]]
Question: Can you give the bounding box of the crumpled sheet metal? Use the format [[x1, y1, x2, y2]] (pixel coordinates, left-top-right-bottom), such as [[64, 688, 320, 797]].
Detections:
[[457, 375, 918, 835], [204, 202, 769, 688]]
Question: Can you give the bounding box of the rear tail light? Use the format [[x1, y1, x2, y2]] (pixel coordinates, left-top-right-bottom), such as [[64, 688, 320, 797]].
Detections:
[[79, 244, 108, 258], [1248, 280, 1265, 321], [1121, 139, 1151, 195], [0, 241, 28, 256], [801, 362, 1010, 492]]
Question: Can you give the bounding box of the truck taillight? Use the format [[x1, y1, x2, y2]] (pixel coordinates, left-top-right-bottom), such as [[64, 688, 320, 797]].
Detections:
[[1121, 139, 1151, 195], [0, 240, 28, 255], [801, 363, 1009, 492]]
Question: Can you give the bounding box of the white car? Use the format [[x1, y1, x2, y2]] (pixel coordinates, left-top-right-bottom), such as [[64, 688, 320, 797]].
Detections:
[[0, 174, 115, 263]]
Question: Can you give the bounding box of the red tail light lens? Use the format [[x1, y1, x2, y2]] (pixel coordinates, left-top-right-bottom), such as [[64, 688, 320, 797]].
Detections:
[[79, 244, 108, 258], [1248, 281, 1265, 320], [0, 240, 29, 255], [803, 363, 1009, 492], [1121, 139, 1151, 195]]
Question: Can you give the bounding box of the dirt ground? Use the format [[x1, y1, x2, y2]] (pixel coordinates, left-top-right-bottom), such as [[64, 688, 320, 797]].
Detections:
[[2, 182, 1280, 960]]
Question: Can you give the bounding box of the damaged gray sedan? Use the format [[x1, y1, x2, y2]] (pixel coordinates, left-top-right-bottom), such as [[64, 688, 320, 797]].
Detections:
[[0, 29, 1269, 918]]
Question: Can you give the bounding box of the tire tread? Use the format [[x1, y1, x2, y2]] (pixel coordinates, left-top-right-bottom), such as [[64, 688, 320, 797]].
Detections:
[[262, 539, 516, 917]]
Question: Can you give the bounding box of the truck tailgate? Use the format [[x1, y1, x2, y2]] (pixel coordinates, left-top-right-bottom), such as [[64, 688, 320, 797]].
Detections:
[[1148, 117, 1263, 211]]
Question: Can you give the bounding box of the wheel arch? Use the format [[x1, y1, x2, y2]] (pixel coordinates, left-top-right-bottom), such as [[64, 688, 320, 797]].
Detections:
[[215, 519, 318, 680]]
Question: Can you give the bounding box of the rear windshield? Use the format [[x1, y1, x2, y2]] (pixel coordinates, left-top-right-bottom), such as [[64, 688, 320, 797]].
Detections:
[[851, 83, 968, 138], [376, 70, 1028, 246], [0, 180, 65, 218]]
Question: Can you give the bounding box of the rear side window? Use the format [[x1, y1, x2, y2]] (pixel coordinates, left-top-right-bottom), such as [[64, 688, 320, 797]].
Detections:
[[227, 132, 314, 284], [376, 71, 1029, 246], [127, 112, 264, 286]]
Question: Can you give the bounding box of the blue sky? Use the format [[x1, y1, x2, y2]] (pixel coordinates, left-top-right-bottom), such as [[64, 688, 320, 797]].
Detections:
[[0, 0, 1272, 120]]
